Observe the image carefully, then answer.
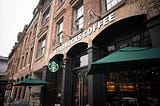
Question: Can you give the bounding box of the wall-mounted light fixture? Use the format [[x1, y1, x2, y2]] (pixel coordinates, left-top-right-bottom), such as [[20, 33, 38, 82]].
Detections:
[[89, 9, 101, 20], [60, 60, 66, 71], [62, 31, 72, 39]]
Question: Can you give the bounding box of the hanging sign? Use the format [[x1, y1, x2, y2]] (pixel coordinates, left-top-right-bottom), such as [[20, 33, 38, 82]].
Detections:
[[48, 60, 59, 72]]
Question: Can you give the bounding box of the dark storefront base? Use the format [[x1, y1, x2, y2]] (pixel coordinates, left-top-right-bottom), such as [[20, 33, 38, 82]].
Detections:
[[104, 67, 160, 106]]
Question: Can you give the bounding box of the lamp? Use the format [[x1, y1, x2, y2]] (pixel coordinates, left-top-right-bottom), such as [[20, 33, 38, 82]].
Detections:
[[60, 60, 66, 71], [89, 9, 101, 20], [62, 31, 72, 39]]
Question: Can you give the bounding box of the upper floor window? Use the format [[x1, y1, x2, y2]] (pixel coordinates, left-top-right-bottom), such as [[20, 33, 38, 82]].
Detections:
[[24, 52, 28, 66], [73, 4, 84, 31], [42, 6, 50, 25], [20, 56, 24, 69], [34, 24, 37, 36], [37, 35, 46, 57], [59, 0, 64, 4], [56, 20, 63, 43], [106, 0, 122, 10], [29, 47, 33, 64]]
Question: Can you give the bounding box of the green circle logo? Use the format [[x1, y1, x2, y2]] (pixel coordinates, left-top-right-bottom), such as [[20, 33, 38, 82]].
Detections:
[[48, 60, 59, 72]]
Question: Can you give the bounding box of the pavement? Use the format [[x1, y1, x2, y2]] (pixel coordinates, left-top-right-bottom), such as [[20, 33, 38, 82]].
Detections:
[[4, 102, 9, 106]]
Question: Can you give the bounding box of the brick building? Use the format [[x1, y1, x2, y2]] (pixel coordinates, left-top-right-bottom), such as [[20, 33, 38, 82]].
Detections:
[[6, 0, 160, 106]]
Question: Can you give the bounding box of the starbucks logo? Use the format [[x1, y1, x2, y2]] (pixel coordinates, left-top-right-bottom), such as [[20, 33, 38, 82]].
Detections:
[[48, 60, 59, 72]]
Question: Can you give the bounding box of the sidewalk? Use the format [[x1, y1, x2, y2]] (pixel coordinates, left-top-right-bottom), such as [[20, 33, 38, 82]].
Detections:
[[4, 102, 9, 106]]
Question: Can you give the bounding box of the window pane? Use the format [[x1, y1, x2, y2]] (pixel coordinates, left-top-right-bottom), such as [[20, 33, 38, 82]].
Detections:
[[78, 17, 83, 29], [77, 6, 84, 19], [57, 21, 63, 43], [59, 33, 63, 43], [106, 0, 122, 10], [37, 36, 46, 57], [80, 54, 88, 67]]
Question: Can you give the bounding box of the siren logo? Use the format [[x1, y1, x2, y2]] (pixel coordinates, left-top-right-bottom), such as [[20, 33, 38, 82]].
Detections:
[[48, 60, 59, 72]]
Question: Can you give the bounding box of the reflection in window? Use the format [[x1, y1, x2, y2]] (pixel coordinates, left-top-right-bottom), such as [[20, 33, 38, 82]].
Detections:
[[73, 4, 84, 31], [80, 54, 88, 67], [57, 20, 63, 43], [73, 54, 88, 68]]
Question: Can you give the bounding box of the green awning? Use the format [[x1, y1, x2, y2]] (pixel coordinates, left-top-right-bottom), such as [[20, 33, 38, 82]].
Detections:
[[88, 47, 160, 75], [14, 77, 48, 86]]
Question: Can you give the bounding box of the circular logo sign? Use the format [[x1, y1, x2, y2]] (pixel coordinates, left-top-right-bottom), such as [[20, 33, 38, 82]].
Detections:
[[6, 83, 12, 90], [48, 60, 59, 72]]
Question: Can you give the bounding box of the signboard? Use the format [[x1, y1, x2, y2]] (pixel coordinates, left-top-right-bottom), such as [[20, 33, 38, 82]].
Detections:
[[48, 60, 59, 72], [54, 12, 115, 53], [0, 80, 13, 90], [0, 80, 13, 100]]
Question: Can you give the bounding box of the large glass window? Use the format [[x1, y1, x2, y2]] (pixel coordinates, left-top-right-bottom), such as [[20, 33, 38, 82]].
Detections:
[[106, 0, 122, 10], [105, 32, 153, 106], [57, 20, 63, 43], [74, 4, 84, 31], [37, 35, 46, 57]]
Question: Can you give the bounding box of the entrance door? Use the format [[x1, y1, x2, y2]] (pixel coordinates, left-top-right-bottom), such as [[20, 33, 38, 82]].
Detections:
[[74, 72, 88, 106]]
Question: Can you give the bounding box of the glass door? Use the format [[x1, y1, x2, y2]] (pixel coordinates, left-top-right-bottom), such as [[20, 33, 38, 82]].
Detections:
[[74, 72, 88, 106]]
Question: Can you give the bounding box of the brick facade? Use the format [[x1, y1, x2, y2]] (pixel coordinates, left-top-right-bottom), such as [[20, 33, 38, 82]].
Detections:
[[6, 0, 160, 106]]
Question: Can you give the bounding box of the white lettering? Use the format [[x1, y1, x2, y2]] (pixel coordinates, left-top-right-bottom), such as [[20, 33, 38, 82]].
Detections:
[[97, 20, 103, 29], [103, 16, 109, 25], [82, 30, 87, 37], [87, 27, 93, 35], [92, 23, 98, 32], [109, 12, 115, 22], [54, 12, 115, 52]]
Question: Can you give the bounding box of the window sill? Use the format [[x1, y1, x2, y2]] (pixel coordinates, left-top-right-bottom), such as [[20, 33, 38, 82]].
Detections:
[[71, 28, 84, 38], [35, 54, 44, 62]]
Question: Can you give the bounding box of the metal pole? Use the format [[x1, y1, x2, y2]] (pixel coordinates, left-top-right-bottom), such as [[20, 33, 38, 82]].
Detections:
[[28, 86, 32, 104]]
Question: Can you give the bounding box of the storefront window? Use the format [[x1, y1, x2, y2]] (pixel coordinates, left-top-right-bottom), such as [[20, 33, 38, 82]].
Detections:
[[105, 68, 160, 106], [107, 32, 152, 52], [104, 31, 158, 105]]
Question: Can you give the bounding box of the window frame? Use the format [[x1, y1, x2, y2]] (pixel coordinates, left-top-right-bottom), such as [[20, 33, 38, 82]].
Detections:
[[73, 4, 84, 31], [37, 35, 46, 58], [56, 19, 64, 43], [42, 6, 50, 25]]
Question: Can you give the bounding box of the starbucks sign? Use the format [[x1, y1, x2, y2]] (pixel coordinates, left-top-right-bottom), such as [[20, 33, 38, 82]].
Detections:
[[48, 60, 59, 72]]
